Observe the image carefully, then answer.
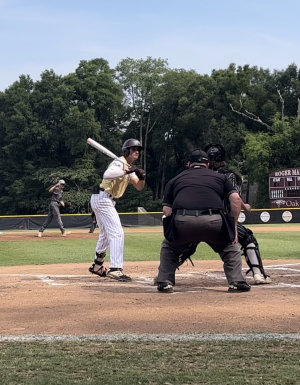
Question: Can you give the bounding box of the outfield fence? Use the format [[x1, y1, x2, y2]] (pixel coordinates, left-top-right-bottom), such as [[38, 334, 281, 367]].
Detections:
[[1, 208, 300, 230]]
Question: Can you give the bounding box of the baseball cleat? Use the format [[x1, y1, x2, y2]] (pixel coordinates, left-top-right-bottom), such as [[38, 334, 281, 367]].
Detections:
[[253, 273, 272, 285], [107, 269, 132, 282], [89, 265, 107, 277], [157, 283, 174, 293], [228, 281, 251, 293], [62, 231, 71, 237], [37, 232, 42, 238]]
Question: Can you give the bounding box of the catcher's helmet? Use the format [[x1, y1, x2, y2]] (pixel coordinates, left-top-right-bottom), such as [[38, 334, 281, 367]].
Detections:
[[187, 148, 209, 164], [204, 143, 226, 162], [122, 138, 143, 157]]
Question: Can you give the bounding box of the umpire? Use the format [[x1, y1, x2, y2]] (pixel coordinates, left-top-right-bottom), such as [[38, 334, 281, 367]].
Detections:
[[156, 148, 251, 293]]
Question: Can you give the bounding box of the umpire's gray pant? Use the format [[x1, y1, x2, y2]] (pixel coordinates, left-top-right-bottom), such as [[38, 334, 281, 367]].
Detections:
[[39, 202, 65, 233], [157, 213, 245, 286]]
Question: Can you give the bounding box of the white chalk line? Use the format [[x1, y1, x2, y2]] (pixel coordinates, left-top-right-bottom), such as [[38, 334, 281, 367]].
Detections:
[[1, 333, 300, 342], [0, 274, 91, 277], [264, 262, 300, 268], [39, 276, 65, 286], [267, 267, 300, 272], [0, 262, 299, 288]]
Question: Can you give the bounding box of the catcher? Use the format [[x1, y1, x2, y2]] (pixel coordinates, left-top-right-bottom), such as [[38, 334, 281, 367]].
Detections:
[[173, 144, 271, 285]]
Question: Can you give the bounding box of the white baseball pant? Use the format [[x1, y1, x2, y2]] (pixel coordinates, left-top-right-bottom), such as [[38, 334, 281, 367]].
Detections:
[[90, 191, 124, 268]]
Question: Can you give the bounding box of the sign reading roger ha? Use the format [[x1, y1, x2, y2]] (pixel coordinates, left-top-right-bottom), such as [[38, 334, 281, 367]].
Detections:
[[269, 168, 300, 208]]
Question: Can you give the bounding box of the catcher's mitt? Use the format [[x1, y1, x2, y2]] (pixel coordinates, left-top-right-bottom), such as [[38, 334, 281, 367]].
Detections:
[[60, 201, 71, 208]]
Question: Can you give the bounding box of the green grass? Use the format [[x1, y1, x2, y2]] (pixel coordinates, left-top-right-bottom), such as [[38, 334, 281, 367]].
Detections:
[[1, 230, 300, 266], [0, 233, 164, 266], [1, 340, 300, 385], [1, 229, 300, 383]]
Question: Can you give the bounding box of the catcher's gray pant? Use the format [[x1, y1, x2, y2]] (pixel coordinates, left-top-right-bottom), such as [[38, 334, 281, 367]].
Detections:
[[39, 201, 65, 233], [90, 191, 124, 269], [157, 214, 245, 286]]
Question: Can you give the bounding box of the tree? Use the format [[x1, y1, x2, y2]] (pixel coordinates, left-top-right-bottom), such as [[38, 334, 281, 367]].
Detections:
[[242, 115, 300, 207], [0, 60, 125, 214], [115, 57, 169, 171]]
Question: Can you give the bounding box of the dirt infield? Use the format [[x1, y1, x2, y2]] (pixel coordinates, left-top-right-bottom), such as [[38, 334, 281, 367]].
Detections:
[[0, 227, 300, 336], [1, 225, 300, 242]]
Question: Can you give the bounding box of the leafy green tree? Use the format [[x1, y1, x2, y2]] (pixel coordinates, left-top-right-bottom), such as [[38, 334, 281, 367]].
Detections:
[[243, 115, 300, 207], [274, 63, 300, 118], [2, 60, 300, 213], [0, 59, 125, 214], [0, 75, 40, 214], [115, 57, 169, 171]]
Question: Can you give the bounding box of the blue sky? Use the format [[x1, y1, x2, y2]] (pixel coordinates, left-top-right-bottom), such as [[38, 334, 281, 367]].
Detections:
[[1, 0, 300, 91]]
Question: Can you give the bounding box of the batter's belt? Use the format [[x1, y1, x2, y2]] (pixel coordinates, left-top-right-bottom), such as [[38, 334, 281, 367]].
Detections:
[[92, 185, 114, 199]]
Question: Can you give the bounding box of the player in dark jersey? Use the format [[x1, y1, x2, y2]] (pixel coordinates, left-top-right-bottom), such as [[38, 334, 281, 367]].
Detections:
[[154, 144, 271, 285], [203, 144, 271, 284]]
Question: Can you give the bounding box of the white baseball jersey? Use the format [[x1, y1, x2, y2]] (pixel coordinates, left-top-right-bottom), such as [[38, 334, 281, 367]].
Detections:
[[91, 156, 140, 269]]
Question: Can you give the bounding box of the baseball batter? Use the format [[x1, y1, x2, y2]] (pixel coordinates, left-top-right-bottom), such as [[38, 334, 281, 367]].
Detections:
[[89, 139, 145, 282]]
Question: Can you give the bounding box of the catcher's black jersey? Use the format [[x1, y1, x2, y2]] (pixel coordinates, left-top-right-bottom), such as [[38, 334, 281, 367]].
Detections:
[[225, 172, 242, 197], [217, 168, 242, 197]]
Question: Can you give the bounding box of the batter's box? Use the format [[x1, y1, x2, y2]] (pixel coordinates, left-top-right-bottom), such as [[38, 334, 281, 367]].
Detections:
[[34, 262, 300, 291]]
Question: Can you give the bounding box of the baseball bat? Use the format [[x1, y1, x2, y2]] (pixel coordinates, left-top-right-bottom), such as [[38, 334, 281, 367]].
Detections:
[[87, 138, 129, 167]]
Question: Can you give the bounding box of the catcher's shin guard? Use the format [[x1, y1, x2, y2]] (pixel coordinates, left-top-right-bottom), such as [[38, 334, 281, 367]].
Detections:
[[238, 225, 270, 282]]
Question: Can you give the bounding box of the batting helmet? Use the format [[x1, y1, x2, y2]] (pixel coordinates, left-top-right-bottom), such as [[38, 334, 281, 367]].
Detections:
[[187, 148, 209, 164], [204, 143, 226, 162], [122, 139, 143, 157]]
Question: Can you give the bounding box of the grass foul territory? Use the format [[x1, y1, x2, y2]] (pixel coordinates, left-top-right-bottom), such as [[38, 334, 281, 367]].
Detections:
[[1, 340, 300, 385], [0, 230, 300, 266]]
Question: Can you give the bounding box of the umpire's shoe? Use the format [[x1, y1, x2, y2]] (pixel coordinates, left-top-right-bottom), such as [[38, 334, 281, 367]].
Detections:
[[157, 282, 174, 293], [107, 268, 132, 282], [228, 281, 251, 293]]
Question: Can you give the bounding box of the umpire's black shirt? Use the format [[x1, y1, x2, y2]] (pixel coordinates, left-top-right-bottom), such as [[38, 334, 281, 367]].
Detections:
[[162, 166, 236, 211]]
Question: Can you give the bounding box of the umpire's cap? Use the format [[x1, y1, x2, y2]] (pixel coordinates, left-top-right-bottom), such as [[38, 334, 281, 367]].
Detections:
[[187, 148, 209, 163]]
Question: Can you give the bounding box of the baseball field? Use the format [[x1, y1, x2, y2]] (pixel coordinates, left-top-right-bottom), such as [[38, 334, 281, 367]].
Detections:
[[1, 225, 300, 384]]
